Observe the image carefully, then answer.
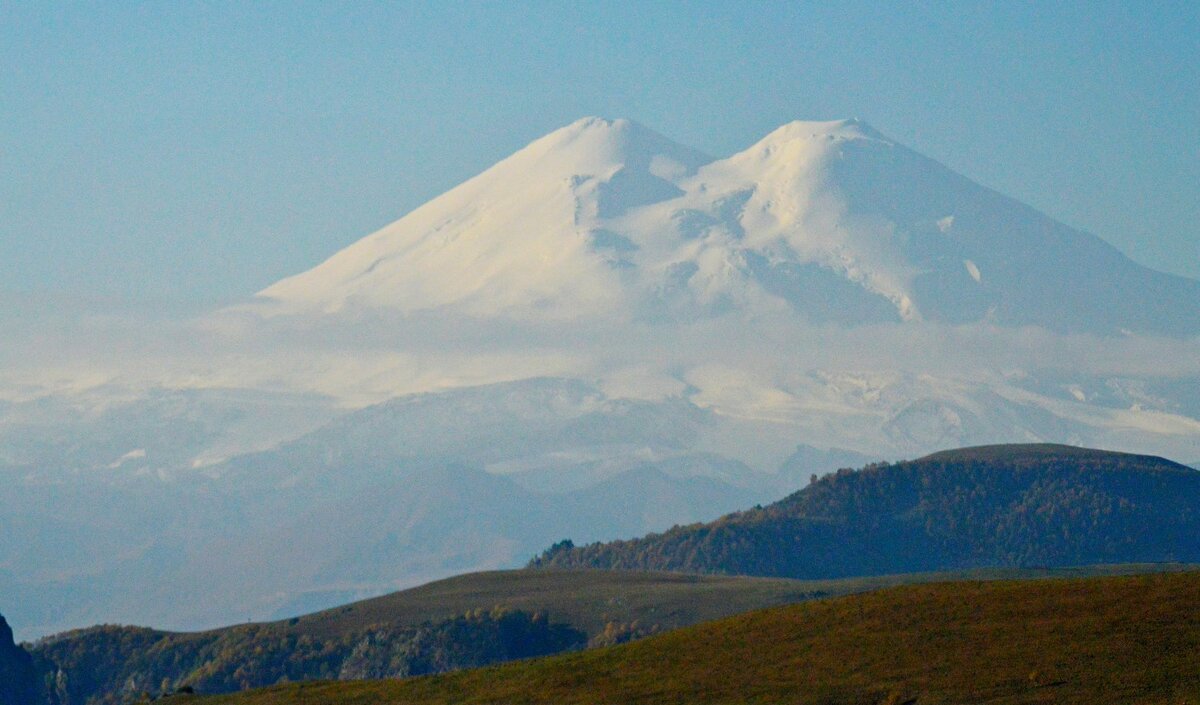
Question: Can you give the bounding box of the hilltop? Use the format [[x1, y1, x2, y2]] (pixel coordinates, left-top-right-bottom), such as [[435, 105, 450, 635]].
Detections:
[[532, 444, 1200, 576]]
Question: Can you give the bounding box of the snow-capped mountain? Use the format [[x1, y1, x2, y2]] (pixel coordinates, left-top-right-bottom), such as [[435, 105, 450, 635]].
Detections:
[[255, 117, 1200, 335], [257, 117, 711, 320], [4, 116, 1199, 639]]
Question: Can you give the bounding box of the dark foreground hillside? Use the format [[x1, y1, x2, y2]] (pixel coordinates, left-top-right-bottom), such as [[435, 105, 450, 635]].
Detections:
[[33, 608, 580, 705], [1, 613, 41, 705], [203, 571, 1200, 705], [532, 444, 1200, 576]]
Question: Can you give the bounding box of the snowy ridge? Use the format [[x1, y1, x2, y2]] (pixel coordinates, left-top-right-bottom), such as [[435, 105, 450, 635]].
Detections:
[[252, 116, 1200, 335], [258, 118, 710, 319]]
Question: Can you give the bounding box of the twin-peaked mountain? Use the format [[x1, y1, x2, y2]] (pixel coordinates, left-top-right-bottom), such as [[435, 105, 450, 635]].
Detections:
[[5, 117, 1200, 640], [256, 117, 1199, 335]]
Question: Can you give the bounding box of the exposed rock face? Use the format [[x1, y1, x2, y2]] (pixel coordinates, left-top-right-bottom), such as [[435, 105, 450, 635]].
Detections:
[[0, 613, 42, 705]]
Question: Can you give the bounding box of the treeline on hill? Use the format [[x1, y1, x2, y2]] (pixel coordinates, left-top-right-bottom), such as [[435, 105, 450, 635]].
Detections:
[[531, 444, 1200, 577], [30, 608, 583, 705], [23, 569, 841, 705]]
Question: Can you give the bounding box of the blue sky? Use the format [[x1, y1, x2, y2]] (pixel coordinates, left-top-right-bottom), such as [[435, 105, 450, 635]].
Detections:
[[2, 1, 1197, 303]]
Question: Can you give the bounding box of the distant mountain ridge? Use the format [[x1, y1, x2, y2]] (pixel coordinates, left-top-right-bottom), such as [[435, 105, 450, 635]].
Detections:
[[532, 444, 1200, 576]]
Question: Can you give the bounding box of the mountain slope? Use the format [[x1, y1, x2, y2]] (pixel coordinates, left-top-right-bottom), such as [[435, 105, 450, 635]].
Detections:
[[122, 457, 771, 630], [735, 120, 1200, 333], [34, 609, 584, 705], [531, 444, 1200, 576], [0, 377, 810, 638], [257, 117, 711, 319], [251, 117, 1200, 335], [203, 572, 1200, 705], [28, 570, 822, 705], [32, 566, 1184, 705]]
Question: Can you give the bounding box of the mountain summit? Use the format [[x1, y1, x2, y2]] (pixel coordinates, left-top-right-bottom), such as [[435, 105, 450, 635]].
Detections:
[[258, 117, 711, 319], [254, 117, 1199, 335]]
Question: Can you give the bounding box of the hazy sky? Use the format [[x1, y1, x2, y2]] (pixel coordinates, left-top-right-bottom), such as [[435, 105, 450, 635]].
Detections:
[[3, 1, 1197, 304]]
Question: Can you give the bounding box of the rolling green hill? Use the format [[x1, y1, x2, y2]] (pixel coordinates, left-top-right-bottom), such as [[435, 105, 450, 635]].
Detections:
[[200, 571, 1200, 705], [29, 570, 822, 705], [532, 444, 1200, 577], [31, 565, 1190, 705]]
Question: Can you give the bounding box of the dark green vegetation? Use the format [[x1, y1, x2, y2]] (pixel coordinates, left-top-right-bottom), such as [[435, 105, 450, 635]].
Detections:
[[201, 571, 1200, 705], [28, 570, 823, 705], [532, 444, 1200, 576], [1, 613, 42, 705], [33, 608, 579, 705]]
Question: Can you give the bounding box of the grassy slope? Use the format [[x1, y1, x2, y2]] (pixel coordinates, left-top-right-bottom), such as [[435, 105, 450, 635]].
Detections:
[[204, 571, 1200, 705], [285, 566, 1159, 640], [88, 563, 1184, 644], [38, 565, 1195, 705], [33, 571, 826, 704], [37, 571, 815, 645], [286, 569, 821, 639]]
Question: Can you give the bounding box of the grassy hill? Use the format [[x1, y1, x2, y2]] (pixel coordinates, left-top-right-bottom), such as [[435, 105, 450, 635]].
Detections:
[[283, 569, 822, 639], [201, 571, 1200, 705], [263, 563, 1189, 640], [29, 570, 823, 705], [532, 443, 1200, 576], [33, 565, 1193, 705]]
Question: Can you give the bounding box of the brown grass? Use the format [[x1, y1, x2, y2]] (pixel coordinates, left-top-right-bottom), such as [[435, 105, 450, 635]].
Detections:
[[201, 571, 1200, 705]]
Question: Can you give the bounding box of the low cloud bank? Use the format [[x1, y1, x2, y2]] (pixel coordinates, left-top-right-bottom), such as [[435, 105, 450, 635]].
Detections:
[[4, 302, 1199, 405]]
